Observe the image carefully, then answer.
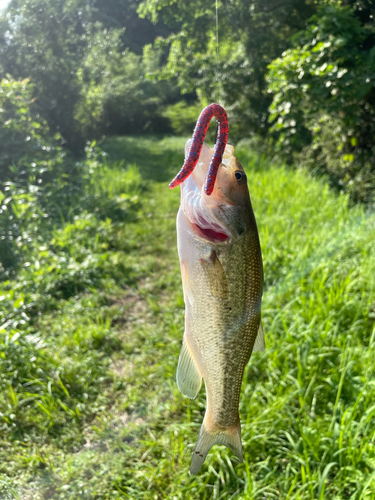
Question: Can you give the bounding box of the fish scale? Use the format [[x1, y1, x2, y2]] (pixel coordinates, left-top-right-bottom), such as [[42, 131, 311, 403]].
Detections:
[[190, 230, 262, 425], [174, 139, 264, 474]]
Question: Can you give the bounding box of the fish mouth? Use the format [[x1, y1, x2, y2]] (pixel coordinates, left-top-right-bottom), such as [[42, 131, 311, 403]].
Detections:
[[180, 182, 232, 244], [180, 140, 234, 244], [191, 221, 230, 243]]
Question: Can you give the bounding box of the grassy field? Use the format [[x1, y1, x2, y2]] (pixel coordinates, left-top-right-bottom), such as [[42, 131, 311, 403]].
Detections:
[[0, 136, 375, 499]]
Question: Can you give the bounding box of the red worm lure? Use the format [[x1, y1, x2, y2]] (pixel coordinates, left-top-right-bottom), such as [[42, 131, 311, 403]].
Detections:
[[169, 103, 229, 196]]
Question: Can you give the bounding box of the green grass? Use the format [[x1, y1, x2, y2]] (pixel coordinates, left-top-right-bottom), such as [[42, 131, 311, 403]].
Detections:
[[0, 136, 375, 499]]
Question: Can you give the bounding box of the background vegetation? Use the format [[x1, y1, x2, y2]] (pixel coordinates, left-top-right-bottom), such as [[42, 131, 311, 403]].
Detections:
[[0, 0, 374, 202], [0, 0, 374, 498]]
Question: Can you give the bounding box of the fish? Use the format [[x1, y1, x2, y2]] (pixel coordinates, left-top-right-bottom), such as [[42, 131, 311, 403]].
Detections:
[[172, 127, 264, 474]]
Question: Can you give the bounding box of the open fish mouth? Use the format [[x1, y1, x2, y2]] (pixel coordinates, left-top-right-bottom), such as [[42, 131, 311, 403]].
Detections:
[[179, 141, 235, 244], [180, 179, 233, 244], [191, 221, 230, 243]]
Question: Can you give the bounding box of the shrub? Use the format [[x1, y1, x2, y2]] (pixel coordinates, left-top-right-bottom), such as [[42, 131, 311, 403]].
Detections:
[[0, 78, 56, 181], [162, 101, 203, 136], [267, 4, 375, 204], [75, 29, 174, 139], [0, 78, 75, 272]]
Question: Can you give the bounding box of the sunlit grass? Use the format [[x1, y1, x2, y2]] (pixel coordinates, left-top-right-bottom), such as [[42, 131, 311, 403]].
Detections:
[[0, 136, 374, 498]]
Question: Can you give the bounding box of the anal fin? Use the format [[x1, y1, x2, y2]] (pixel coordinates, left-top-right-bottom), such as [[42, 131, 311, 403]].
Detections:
[[253, 321, 265, 352], [176, 338, 202, 399]]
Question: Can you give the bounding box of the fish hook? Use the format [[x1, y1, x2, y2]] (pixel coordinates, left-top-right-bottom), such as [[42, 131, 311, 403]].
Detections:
[[169, 103, 229, 196]]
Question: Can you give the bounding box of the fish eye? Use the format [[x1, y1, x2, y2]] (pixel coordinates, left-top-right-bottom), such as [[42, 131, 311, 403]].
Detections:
[[234, 170, 247, 184]]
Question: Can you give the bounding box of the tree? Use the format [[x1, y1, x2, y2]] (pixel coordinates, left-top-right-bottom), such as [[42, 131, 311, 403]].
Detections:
[[139, 0, 316, 140], [267, 2, 375, 203], [90, 0, 173, 54], [0, 0, 90, 152], [0, 0, 176, 153], [75, 29, 176, 137]]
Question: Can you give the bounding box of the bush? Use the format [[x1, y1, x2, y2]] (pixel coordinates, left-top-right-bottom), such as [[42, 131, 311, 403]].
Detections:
[[267, 4, 375, 204], [162, 101, 203, 136], [0, 79, 145, 274], [75, 30, 175, 139], [0, 78, 56, 181], [0, 78, 78, 272]]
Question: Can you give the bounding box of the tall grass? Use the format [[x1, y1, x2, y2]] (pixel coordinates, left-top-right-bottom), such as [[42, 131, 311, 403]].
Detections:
[[0, 136, 374, 499]]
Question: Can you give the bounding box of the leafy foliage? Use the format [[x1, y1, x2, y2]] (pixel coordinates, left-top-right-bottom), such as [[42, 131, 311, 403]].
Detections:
[[267, 3, 375, 204], [161, 100, 204, 136], [0, 0, 90, 152], [0, 0, 177, 152], [90, 0, 172, 54], [0, 78, 78, 272], [0, 78, 56, 181], [139, 0, 316, 140], [75, 29, 176, 138]]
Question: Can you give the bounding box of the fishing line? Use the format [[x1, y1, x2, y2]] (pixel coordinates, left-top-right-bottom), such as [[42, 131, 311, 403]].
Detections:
[[215, 0, 219, 99], [215, 0, 219, 61], [214, 0, 220, 145]]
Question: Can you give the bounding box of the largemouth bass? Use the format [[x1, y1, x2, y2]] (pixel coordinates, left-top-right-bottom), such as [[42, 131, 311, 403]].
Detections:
[[174, 137, 264, 475]]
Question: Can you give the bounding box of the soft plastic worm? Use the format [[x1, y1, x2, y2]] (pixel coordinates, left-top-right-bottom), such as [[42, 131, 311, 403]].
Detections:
[[169, 103, 229, 196]]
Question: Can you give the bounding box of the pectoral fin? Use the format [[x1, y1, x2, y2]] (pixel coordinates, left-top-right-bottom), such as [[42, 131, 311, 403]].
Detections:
[[200, 251, 228, 299], [176, 337, 202, 399], [181, 261, 194, 306], [253, 321, 265, 352]]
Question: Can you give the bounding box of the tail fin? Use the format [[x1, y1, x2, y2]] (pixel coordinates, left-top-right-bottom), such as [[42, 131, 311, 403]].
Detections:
[[190, 419, 243, 475]]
